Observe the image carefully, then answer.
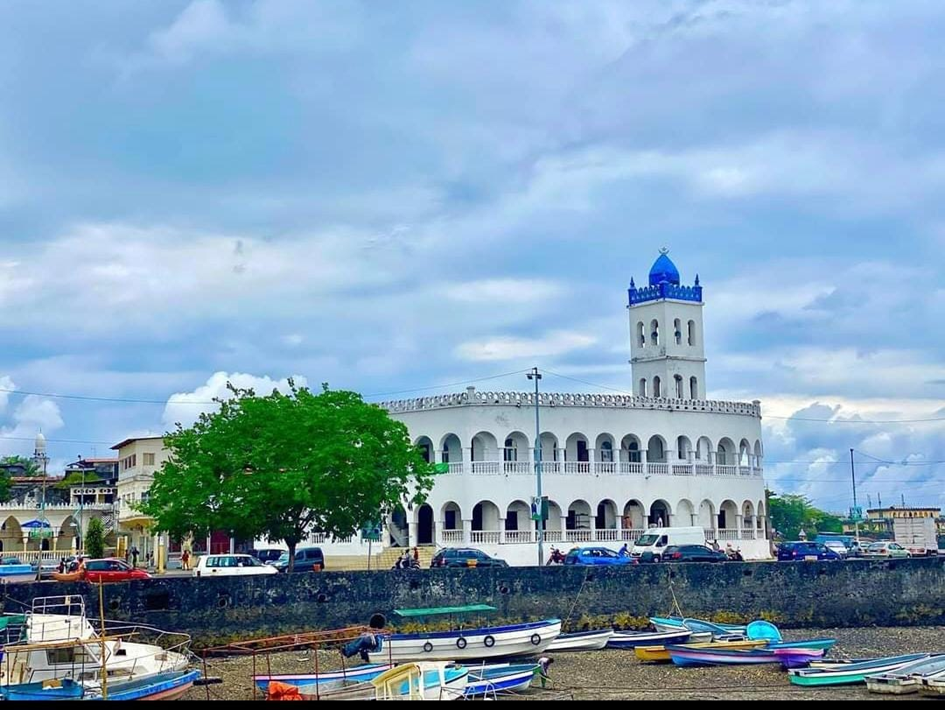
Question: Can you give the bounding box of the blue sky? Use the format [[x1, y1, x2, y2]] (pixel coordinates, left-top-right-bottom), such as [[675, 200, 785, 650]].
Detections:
[[0, 0, 942, 512]]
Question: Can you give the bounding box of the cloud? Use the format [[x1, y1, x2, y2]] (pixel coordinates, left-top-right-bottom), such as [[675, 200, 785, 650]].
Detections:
[[441, 279, 566, 305], [0, 377, 65, 458], [455, 331, 596, 362]]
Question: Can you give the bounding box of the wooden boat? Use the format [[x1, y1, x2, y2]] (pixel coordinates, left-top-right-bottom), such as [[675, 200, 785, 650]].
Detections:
[[0, 563, 38, 585], [51, 571, 84, 583], [668, 645, 823, 667], [649, 616, 746, 636], [255, 664, 392, 697], [547, 629, 613, 652], [865, 655, 945, 695], [635, 639, 766, 663], [374, 663, 468, 701], [0, 670, 201, 701], [464, 663, 539, 697], [365, 606, 561, 663], [919, 674, 945, 697], [789, 654, 930, 686], [607, 629, 693, 649], [768, 639, 836, 652]]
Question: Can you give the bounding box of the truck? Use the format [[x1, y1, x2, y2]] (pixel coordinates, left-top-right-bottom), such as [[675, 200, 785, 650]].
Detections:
[[893, 517, 939, 557], [630, 526, 706, 562]]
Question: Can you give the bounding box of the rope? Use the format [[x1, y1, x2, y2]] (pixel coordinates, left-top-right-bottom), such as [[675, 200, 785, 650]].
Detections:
[[562, 566, 592, 628], [666, 569, 684, 619]]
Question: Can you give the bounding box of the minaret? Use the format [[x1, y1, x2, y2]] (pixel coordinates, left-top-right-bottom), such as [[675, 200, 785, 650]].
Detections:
[[627, 249, 707, 399]]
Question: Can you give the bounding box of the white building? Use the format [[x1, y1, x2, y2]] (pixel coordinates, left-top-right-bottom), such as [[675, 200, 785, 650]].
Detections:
[[299, 250, 769, 564]]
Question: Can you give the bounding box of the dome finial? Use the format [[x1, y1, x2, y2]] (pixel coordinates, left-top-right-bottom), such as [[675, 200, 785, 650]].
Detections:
[[659, 246, 669, 256]]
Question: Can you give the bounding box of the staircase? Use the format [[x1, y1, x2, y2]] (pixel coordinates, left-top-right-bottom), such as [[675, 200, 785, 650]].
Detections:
[[378, 547, 436, 570]]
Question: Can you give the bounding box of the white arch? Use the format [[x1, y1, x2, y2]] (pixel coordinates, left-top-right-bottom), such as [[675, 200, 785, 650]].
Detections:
[[472, 500, 500, 531], [623, 500, 646, 530], [650, 318, 660, 346], [439, 433, 462, 463], [637, 321, 646, 348], [719, 499, 739, 531], [696, 436, 713, 461], [717, 438, 736, 465], [620, 434, 642, 463], [414, 436, 434, 463], [505, 500, 531, 532], [440, 501, 462, 529], [567, 500, 592, 530], [544, 500, 563, 532], [639, 378, 648, 397], [676, 435, 692, 461], [674, 374, 684, 398], [652, 376, 662, 398], [539, 432, 559, 463], [595, 433, 616, 462], [503, 431, 529, 462], [676, 499, 695, 526], [649, 499, 672, 527], [690, 376, 699, 399], [698, 499, 715, 529], [471, 431, 499, 461], [565, 432, 590, 462], [673, 318, 682, 345], [596, 499, 618, 529], [646, 435, 666, 463]]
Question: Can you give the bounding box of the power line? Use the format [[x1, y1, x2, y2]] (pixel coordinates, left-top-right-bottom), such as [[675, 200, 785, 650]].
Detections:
[[363, 369, 531, 398]]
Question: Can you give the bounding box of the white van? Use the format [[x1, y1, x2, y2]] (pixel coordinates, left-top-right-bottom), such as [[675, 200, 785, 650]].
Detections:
[[631, 527, 706, 562]]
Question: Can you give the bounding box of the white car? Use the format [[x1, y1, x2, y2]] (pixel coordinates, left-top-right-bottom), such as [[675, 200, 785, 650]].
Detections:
[[193, 553, 279, 578], [823, 541, 848, 558]]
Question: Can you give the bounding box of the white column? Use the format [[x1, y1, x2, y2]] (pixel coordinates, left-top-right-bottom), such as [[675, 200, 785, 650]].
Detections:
[[735, 514, 744, 539], [499, 517, 506, 544], [462, 519, 472, 545], [408, 520, 418, 548]]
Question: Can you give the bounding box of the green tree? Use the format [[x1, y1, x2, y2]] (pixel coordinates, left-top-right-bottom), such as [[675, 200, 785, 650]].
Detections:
[[84, 516, 106, 559], [768, 491, 845, 540], [0, 469, 10, 504], [139, 382, 434, 571], [0, 455, 40, 476]]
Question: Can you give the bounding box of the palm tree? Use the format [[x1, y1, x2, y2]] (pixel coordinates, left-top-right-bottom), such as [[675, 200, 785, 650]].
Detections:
[[0, 456, 41, 476]]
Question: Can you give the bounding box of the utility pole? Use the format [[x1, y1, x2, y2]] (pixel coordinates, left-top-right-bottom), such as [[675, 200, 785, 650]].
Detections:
[[850, 448, 860, 547], [527, 368, 544, 566]]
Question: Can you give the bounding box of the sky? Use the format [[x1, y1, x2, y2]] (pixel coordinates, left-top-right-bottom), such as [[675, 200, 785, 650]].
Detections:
[[0, 0, 942, 513]]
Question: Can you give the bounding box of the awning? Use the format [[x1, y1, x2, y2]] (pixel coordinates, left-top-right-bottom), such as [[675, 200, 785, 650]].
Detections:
[[21, 519, 51, 529]]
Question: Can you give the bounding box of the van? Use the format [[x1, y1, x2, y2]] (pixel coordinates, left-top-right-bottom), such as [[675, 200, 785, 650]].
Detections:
[[630, 527, 706, 562], [272, 546, 325, 573]]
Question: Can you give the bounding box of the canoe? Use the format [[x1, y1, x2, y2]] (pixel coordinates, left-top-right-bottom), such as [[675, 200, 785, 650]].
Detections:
[[51, 571, 84, 583], [635, 639, 766, 663], [608, 629, 692, 649], [668, 645, 823, 668], [465, 663, 539, 696], [255, 664, 392, 696], [547, 629, 613, 652], [865, 655, 945, 695], [789, 654, 930, 687], [769, 639, 836, 652], [649, 616, 746, 636], [367, 619, 561, 662], [89, 670, 202, 701]]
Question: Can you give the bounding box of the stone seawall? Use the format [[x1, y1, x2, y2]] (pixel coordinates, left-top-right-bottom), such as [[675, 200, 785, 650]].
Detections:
[[3, 558, 942, 647]]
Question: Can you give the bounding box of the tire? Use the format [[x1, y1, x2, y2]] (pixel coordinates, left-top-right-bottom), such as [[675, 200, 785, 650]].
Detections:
[[423, 642, 434, 653], [652, 555, 661, 563], [456, 637, 467, 650], [530, 634, 541, 646], [484, 635, 495, 648]]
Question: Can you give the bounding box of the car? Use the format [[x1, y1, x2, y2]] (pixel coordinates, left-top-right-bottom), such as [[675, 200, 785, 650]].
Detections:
[[272, 547, 326, 573], [194, 553, 279, 578], [563, 547, 635, 566], [1, 556, 23, 566], [253, 548, 285, 565], [822, 540, 849, 558], [862, 542, 911, 559], [430, 548, 508, 568], [661, 545, 728, 563], [776, 541, 842, 561], [30, 558, 59, 579], [82, 558, 152, 583]]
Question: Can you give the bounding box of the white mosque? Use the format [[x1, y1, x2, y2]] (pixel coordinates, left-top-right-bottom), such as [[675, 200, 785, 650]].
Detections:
[[315, 250, 770, 564]]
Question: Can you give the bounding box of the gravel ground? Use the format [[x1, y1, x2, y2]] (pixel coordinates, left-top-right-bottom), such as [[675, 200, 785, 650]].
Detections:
[[184, 626, 945, 701]]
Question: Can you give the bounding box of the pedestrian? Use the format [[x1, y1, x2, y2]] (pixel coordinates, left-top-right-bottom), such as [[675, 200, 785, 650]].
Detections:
[[618, 543, 630, 557], [130, 546, 139, 568], [181, 549, 190, 571], [412, 547, 419, 565], [711, 539, 720, 552], [58, 558, 65, 574]]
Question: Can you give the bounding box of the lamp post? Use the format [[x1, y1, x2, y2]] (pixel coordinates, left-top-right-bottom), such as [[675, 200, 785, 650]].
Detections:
[[526, 367, 544, 566], [33, 432, 49, 580]]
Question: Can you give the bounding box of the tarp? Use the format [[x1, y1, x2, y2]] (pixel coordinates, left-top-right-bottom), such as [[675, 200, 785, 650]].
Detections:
[[393, 604, 497, 618]]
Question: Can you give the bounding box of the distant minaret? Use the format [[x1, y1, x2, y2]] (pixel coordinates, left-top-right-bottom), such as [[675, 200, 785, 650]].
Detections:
[[627, 249, 706, 400]]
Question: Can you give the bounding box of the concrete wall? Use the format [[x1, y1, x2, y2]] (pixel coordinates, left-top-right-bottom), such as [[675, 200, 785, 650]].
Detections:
[[4, 558, 943, 647]]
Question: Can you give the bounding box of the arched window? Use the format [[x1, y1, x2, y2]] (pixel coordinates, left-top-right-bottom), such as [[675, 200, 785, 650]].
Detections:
[[653, 376, 662, 398], [639, 378, 648, 397], [637, 322, 645, 348], [688, 320, 696, 346], [674, 318, 682, 345], [600, 440, 613, 462], [690, 376, 698, 399], [650, 319, 660, 346], [674, 374, 683, 398], [504, 438, 516, 462]]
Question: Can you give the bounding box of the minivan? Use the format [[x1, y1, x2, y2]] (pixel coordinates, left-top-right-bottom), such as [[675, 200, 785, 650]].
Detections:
[[272, 547, 325, 572], [631, 527, 707, 562]]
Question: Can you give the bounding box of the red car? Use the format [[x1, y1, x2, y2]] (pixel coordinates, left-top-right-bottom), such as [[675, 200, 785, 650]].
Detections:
[[82, 558, 152, 583]]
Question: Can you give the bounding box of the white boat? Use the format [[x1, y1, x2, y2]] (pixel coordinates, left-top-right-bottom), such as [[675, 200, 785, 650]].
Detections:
[[298, 662, 469, 701], [867, 656, 945, 695], [547, 629, 613, 652], [920, 674, 945, 697], [367, 619, 561, 663], [0, 595, 192, 692]]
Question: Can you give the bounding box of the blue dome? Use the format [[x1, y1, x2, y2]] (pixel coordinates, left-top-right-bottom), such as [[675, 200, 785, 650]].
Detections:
[[648, 251, 681, 286]]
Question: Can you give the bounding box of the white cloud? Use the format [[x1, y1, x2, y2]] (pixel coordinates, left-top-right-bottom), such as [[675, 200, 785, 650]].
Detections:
[[455, 330, 596, 362], [0, 377, 65, 458], [162, 371, 308, 429], [441, 279, 566, 305]]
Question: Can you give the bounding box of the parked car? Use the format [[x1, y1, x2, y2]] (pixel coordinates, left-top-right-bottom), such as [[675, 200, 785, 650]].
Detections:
[[822, 540, 849, 558], [776, 542, 842, 561], [253, 548, 285, 565], [194, 553, 279, 578], [1, 556, 23, 566], [430, 548, 508, 568], [30, 558, 59, 579], [272, 547, 326, 573], [563, 547, 635, 566], [661, 545, 728, 563], [861, 541, 911, 559], [82, 558, 152, 583]]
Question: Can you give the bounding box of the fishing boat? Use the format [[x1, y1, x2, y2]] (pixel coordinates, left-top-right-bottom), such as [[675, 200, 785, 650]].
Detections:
[[865, 655, 945, 695], [547, 629, 613, 652], [0, 669, 201, 701], [464, 663, 541, 697], [649, 616, 746, 636], [668, 645, 823, 667], [255, 664, 393, 697], [51, 570, 84, 583], [291, 662, 469, 701], [607, 629, 697, 649], [0, 561, 37, 584], [789, 654, 930, 687], [768, 639, 836, 652], [365, 606, 561, 662], [635, 639, 767, 663]]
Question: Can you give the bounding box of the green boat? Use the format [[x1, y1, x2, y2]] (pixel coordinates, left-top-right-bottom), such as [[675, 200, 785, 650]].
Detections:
[[789, 654, 929, 686]]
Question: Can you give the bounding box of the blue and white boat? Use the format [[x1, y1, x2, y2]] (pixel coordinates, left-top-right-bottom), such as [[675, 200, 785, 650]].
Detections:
[[254, 663, 392, 696], [547, 629, 613, 652], [608, 629, 700, 649], [649, 616, 745, 638], [464, 663, 539, 696], [0, 559, 36, 584], [0, 670, 201, 701]]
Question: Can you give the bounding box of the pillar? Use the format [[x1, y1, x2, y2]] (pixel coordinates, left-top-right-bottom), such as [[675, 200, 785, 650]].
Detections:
[[408, 520, 418, 549], [229, 536, 235, 554], [735, 514, 744, 538], [462, 519, 472, 545]]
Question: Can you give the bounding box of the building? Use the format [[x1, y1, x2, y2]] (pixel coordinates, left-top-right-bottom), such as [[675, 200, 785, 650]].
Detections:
[[844, 506, 942, 538], [63, 457, 118, 508], [113, 436, 169, 560]]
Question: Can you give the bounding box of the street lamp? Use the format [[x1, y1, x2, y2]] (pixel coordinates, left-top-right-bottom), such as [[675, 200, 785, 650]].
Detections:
[[33, 432, 49, 581], [526, 368, 544, 566]]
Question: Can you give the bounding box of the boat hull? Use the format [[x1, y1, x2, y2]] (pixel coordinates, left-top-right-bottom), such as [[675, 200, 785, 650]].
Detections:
[[367, 620, 561, 663], [635, 640, 766, 663], [254, 664, 391, 696], [465, 664, 538, 696], [547, 630, 613, 652], [608, 629, 692, 649], [790, 654, 931, 687], [303, 666, 469, 701]]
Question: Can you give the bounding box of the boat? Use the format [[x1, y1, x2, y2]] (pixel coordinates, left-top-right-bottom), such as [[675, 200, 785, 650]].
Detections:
[[635, 639, 767, 663], [789, 654, 930, 686], [547, 629, 613, 652], [607, 629, 698, 649], [365, 606, 561, 662], [865, 655, 945, 695], [255, 664, 392, 697], [0, 596, 192, 691], [0, 669, 201, 701], [464, 663, 540, 697], [293, 662, 468, 701], [0, 678, 85, 701], [745, 620, 782, 642], [768, 639, 836, 652], [51, 571, 84, 583], [919, 674, 945, 697], [668, 645, 823, 667], [0, 562, 37, 584], [649, 616, 746, 636]]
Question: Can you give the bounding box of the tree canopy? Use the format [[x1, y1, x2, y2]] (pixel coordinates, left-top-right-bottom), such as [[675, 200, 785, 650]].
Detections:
[[0, 456, 40, 476], [768, 491, 844, 541], [84, 517, 105, 559], [139, 382, 434, 570]]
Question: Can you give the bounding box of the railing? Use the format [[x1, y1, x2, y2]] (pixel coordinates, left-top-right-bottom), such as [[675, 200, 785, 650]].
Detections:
[[648, 463, 669, 475], [595, 529, 619, 541], [596, 461, 616, 474], [503, 530, 534, 544], [741, 529, 756, 540], [704, 528, 718, 540], [563, 461, 591, 474], [0, 502, 115, 512], [543, 530, 563, 543], [540, 461, 561, 475], [469, 530, 500, 544], [739, 466, 751, 476], [717, 465, 738, 476], [672, 464, 693, 476], [446, 463, 464, 475], [696, 464, 713, 476], [503, 461, 531, 475], [621, 528, 645, 542], [565, 530, 592, 543], [618, 461, 644, 474], [470, 461, 501, 475], [441, 529, 463, 544], [717, 528, 740, 541]]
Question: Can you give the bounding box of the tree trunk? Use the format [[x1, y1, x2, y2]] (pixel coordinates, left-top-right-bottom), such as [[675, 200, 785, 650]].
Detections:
[[286, 539, 297, 573]]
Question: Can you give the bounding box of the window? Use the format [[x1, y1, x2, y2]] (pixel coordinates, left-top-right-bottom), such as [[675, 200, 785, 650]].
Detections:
[[690, 376, 698, 399], [653, 376, 662, 398], [639, 378, 648, 397], [504, 438, 516, 462], [674, 318, 682, 345], [674, 375, 683, 398], [688, 320, 696, 346], [143, 453, 155, 466], [600, 441, 613, 462], [637, 322, 645, 348], [441, 445, 450, 463], [650, 319, 660, 346]]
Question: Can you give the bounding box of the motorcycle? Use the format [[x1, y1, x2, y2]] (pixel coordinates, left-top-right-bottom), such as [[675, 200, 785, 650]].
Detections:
[[545, 547, 566, 566], [391, 555, 421, 570]]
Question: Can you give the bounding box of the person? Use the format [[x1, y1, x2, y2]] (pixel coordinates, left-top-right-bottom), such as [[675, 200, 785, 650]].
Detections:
[[618, 543, 630, 558], [733, 547, 744, 562], [710, 540, 721, 552], [181, 549, 190, 571], [130, 546, 139, 568], [412, 547, 419, 565], [58, 558, 65, 574]]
